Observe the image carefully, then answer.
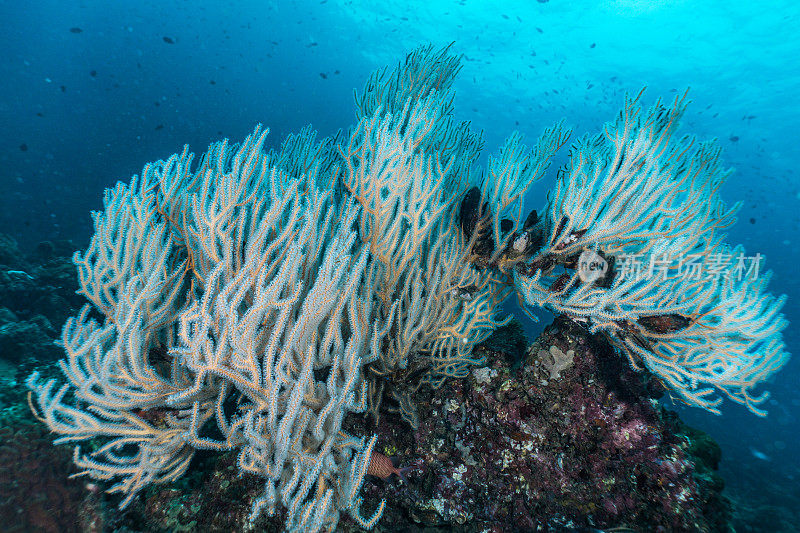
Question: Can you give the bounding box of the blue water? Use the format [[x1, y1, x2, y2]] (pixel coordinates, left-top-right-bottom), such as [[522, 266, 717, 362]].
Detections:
[[2, 0, 798, 525]]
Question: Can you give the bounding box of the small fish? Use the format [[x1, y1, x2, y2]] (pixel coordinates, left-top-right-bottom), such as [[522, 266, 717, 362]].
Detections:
[[637, 314, 692, 334], [6, 270, 34, 280], [367, 451, 411, 483], [69, 27, 82, 33], [319, 72, 327, 79], [750, 448, 771, 461], [163, 36, 175, 44], [451, 285, 479, 301]]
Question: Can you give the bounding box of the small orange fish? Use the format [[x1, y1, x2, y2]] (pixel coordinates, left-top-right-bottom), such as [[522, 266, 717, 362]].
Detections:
[[367, 451, 410, 483]]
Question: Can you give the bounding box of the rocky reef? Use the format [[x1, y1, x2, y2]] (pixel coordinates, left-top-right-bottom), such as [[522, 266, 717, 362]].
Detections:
[[346, 317, 730, 532], [0, 234, 83, 364]]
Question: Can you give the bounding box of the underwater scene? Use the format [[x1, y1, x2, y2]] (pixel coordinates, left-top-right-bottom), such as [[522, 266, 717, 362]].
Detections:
[[1, 1, 798, 532]]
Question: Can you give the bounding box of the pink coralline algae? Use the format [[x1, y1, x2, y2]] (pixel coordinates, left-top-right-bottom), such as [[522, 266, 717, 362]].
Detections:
[[344, 317, 730, 532]]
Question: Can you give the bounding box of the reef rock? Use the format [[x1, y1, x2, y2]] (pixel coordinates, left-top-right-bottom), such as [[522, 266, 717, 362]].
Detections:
[[346, 317, 730, 532]]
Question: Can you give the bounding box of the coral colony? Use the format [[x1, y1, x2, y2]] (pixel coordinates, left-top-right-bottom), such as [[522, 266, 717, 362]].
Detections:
[[27, 44, 788, 531]]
